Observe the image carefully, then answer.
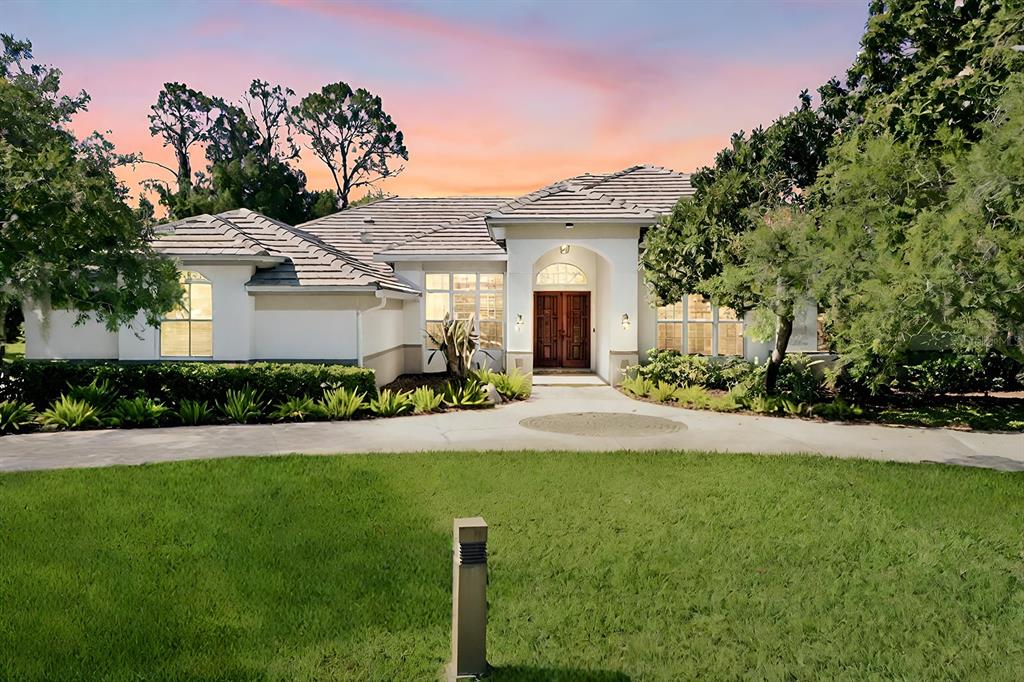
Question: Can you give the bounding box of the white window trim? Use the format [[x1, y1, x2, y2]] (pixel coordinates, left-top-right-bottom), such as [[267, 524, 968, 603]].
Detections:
[[424, 272, 506, 352], [160, 271, 214, 359], [656, 296, 744, 357]]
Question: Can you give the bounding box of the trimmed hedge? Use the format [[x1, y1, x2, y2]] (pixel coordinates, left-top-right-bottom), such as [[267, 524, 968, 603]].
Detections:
[[0, 361, 376, 410]]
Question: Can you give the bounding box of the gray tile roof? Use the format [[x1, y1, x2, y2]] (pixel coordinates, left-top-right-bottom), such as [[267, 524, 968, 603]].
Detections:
[[153, 213, 274, 258], [152, 164, 693, 289], [486, 164, 691, 221], [155, 209, 417, 293], [375, 214, 506, 259]]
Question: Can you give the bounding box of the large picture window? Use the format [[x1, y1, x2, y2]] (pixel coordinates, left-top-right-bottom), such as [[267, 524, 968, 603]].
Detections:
[[160, 270, 213, 357], [656, 294, 743, 357], [426, 272, 504, 350]]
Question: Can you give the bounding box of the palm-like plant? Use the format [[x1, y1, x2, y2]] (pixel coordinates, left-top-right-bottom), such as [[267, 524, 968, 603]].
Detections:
[[369, 389, 414, 417], [427, 313, 487, 378], [319, 387, 365, 420], [218, 387, 264, 424], [0, 400, 36, 435]]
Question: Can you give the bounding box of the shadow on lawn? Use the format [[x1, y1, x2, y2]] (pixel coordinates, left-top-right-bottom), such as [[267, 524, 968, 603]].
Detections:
[[490, 666, 630, 681]]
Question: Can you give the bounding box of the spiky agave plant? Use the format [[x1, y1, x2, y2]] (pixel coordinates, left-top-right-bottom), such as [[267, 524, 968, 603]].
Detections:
[[426, 313, 492, 378]]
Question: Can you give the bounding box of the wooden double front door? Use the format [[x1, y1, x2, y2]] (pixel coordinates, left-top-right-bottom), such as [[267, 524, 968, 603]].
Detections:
[[534, 291, 591, 368]]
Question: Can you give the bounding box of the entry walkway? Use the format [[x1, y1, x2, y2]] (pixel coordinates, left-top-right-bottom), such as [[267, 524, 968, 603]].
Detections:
[[0, 385, 1021, 472]]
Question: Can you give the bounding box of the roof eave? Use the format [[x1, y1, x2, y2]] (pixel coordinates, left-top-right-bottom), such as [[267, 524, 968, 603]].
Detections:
[[374, 253, 508, 263], [162, 254, 286, 267], [485, 215, 658, 226]]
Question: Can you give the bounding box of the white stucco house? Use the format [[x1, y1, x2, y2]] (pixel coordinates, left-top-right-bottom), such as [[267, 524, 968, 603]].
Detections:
[[23, 164, 824, 385]]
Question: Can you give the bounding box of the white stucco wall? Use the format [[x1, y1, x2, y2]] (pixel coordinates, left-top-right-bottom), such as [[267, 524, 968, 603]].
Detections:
[[503, 224, 639, 383], [117, 263, 256, 361], [22, 303, 118, 360], [252, 294, 362, 360]]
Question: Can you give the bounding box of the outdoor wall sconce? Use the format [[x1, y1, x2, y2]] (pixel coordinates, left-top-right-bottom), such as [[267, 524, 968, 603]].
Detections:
[[565, 222, 574, 230], [515, 313, 524, 331], [621, 313, 631, 330], [559, 244, 571, 254]]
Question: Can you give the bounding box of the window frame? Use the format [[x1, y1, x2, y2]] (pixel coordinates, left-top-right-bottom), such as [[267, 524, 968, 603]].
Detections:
[[655, 295, 744, 357], [535, 262, 588, 286], [425, 271, 505, 352], [160, 270, 214, 359]]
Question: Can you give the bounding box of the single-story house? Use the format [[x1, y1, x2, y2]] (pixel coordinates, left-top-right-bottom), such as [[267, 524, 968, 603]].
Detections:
[[23, 164, 825, 385]]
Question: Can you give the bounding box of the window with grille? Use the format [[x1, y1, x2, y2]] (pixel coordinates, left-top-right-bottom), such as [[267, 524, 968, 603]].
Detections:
[[655, 294, 743, 357], [425, 272, 504, 350], [160, 270, 213, 358]]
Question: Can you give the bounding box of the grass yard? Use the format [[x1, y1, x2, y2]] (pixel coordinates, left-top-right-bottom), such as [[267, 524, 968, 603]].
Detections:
[[1, 452, 1022, 680]]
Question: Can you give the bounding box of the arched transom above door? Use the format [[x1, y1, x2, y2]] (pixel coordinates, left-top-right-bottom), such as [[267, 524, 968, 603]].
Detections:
[[535, 263, 587, 286]]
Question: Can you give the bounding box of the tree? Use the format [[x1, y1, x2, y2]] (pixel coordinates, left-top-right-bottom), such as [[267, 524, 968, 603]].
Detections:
[[811, 0, 1024, 382], [642, 89, 842, 392], [0, 35, 180, 344], [290, 82, 407, 209], [147, 82, 211, 192], [144, 79, 323, 225]]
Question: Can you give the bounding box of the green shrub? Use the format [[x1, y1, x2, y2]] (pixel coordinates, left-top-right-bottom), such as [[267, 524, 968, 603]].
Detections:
[[0, 399, 36, 435], [811, 398, 864, 421], [410, 386, 444, 414], [270, 396, 324, 422], [747, 395, 783, 416], [66, 378, 116, 414], [707, 393, 741, 412], [107, 397, 170, 428], [218, 387, 264, 424], [369, 389, 414, 417], [39, 395, 101, 430], [319, 387, 365, 420], [648, 381, 682, 403], [177, 399, 215, 426], [478, 368, 532, 401], [673, 385, 712, 408], [2, 360, 376, 410], [442, 378, 489, 408], [633, 350, 757, 391], [621, 375, 654, 398]]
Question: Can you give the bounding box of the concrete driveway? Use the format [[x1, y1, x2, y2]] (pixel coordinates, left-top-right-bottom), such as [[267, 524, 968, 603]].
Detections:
[[0, 385, 1021, 473]]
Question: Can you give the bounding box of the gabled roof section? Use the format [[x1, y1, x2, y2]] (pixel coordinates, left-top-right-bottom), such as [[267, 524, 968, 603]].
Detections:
[[153, 213, 275, 259], [485, 164, 690, 222], [154, 209, 417, 293], [300, 196, 510, 266], [487, 183, 659, 222], [375, 214, 506, 260], [581, 164, 694, 213]]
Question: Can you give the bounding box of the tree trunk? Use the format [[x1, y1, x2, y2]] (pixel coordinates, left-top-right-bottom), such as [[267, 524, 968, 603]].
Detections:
[[764, 314, 794, 395]]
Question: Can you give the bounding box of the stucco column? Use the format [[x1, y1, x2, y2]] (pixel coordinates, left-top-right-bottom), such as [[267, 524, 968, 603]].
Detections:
[[606, 238, 639, 385], [505, 242, 534, 374]]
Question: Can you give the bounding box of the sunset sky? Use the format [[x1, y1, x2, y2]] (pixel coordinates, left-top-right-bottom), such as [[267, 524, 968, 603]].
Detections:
[[8, 0, 869, 201]]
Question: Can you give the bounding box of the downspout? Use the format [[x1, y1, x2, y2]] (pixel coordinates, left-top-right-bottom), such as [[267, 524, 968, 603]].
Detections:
[[356, 290, 390, 367]]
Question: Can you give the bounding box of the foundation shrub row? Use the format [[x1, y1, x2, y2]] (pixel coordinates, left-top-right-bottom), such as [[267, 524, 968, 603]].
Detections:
[[0, 361, 532, 434]]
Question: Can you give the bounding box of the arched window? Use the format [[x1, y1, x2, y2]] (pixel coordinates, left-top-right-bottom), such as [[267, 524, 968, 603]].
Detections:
[[160, 270, 213, 357], [535, 263, 587, 286]]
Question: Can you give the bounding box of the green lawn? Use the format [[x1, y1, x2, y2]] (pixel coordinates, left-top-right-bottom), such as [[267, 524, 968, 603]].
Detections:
[[1, 452, 1022, 680]]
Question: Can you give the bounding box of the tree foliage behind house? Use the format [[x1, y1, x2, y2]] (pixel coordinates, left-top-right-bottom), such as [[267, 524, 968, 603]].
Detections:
[[145, 78, 407, 222], [0, 35, 180, 335]]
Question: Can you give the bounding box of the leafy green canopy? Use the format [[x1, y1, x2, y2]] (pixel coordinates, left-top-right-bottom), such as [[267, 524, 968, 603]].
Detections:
[[812, 0, 1024, 379], [0, 35, 179, 330]]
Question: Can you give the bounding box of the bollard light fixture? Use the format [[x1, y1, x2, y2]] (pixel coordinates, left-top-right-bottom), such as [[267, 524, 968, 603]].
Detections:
[[621, 313, 631, 330], [449, 517, 489, 681]]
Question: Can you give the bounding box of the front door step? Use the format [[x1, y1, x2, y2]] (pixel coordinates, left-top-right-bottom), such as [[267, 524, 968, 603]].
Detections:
[[532, 373, 606, 386]]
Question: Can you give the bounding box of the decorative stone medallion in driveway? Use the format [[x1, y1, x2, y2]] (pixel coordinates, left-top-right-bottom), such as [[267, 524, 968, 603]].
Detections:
[[520, 412, 683, 437], [0, 385, 1021, 473]]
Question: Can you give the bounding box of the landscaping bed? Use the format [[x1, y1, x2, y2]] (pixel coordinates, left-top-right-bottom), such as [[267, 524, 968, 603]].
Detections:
[[1, 451, 1021, 679], [0, 360, 530, 435], [622, 349, 1024, 432]]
